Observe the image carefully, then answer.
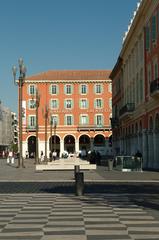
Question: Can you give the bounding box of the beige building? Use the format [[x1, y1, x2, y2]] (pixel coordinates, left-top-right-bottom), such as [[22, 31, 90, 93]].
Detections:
[[110, 0, 159, 169]]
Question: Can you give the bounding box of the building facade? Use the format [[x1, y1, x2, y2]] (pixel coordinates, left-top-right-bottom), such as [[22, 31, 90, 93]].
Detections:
[[110, 0, 159, 169], [0, 101, 17, 152], [22, 70, 112, 158]]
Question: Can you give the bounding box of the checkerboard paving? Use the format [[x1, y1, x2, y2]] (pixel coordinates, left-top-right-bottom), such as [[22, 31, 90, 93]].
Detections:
[[0, 194, 158, 239]]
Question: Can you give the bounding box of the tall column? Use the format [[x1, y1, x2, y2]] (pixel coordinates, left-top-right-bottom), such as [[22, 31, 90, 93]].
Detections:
[[155, 130, 159, 169], [148, 130, 154, 169], [75, 139, 79, 154], [153, 129, 159, 169], [131, 135, 134, 155], [60, 139, 64, 157], [22, 141, 27, 158], [142, 129, 148, 169], [119, 137, 122, 155], [90, 138, 94, 151], [153, 130, 157, 169]]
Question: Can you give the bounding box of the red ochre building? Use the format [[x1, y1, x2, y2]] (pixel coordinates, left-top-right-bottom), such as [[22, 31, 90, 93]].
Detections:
[[22, 70, 112, 158]]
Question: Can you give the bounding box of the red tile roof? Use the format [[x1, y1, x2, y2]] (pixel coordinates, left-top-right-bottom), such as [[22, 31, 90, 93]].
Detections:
[[26, 70, 111, 81]]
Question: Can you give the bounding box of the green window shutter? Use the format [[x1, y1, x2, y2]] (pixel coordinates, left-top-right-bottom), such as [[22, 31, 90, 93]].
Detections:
[[86, 116, 89, 124], [101, 84, 103, 93], [94, 99, 97, 108], [64, 100, 66, 109], [27, 100, 30, 110], [27, 85, 29, 95], [72, 99, 74, 109], [94, 85, 96, 94], [145, 26, 150, 50], [49, 85, 52, 95], [71, 85, 74, 94], [64, 85, 66, 94], [94, 115, 96, 125], [64, 115, 66, 125], [28, 116, 30, 126], [57, 85, 59, 95], [72, 115, 74, 125], [101, 116, 104, 126], [101, 99, 104, 108], [79, 115, 82, 124], [86, 99, 89, 108], [79, 100, 81, 108], [152, 15, 157, 42]]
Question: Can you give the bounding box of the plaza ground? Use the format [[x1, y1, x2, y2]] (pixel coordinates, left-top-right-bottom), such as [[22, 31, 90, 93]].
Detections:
[[0, 158, 159, 239], [1, 158, 159, 182]]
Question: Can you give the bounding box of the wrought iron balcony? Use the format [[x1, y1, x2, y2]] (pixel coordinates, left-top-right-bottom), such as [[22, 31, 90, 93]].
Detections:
[[150, 78, 159, 97], [26, 125, 36, 132], [119, 103, 135, 118], [77, 124, 111, 131]]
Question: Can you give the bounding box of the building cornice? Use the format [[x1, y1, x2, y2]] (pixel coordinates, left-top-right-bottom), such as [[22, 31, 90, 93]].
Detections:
[[25, 79, 112, 84]]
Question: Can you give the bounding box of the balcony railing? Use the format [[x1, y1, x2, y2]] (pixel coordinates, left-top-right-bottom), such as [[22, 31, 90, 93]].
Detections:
[[119, 103, 135, 117], [150, 78, 159, 97], [77, 124, 111, 131], [26, 125, 36, 132]]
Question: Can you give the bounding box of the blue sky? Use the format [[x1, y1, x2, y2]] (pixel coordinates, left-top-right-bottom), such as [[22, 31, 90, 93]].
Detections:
[[0, 0, 138, 113]]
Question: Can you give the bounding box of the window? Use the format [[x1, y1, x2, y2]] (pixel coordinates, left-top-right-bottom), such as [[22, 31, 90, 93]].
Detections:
[[29, 85, 36, 95], [140, 69, 143, 102], [28, 115, 36, 127], [80, 84, 87, 94], [80, 115, 88, 125], [65, 115, 73, 125], [108, 83, 112, 93], [96, 115, 103, 126], [51, 115, 58, 125], [80, 99, 88, 109], [95, 84, 102, 94], [153, 58, 158, 79], [145, 26, 150, 51], [51, 84, 58, 95], [28, 99, 36, 109], [65, 99, 73, 109], [51, 99, 58, 109], [109, 98, 112, 109], [95, 99, 102, 108], [65, 84, 72, 94], [152, 15, 157, 42], [147, 64, 152, 83]]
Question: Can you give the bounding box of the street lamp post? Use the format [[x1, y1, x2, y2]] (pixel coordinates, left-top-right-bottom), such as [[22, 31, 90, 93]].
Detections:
[[53, 119, 57, 153], [42, 105, 49, 162], [50, 115, 53, 153], [35, 89, 40, 164], [12, 58, 26, 168]]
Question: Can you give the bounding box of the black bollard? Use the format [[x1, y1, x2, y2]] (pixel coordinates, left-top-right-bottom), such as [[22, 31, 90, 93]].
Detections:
[[74, 165, 80, 179], [75, 172, 84, 196]]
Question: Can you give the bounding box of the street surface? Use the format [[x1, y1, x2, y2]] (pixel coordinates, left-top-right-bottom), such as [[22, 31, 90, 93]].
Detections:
[[0, 158, 159, 239]]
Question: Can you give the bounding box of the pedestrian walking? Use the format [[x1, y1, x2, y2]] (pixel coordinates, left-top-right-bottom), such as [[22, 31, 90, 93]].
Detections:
[[7, 151, 13, 164], [49, 151, 52, 162], [52, 151, 57, 161], [25, 150, 29, 159], [40, 151, 44, 162]]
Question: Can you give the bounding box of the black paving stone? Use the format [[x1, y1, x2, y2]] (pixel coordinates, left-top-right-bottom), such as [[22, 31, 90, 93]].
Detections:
[[44, 230, 85, 235], [87, 235, 131, 240]]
